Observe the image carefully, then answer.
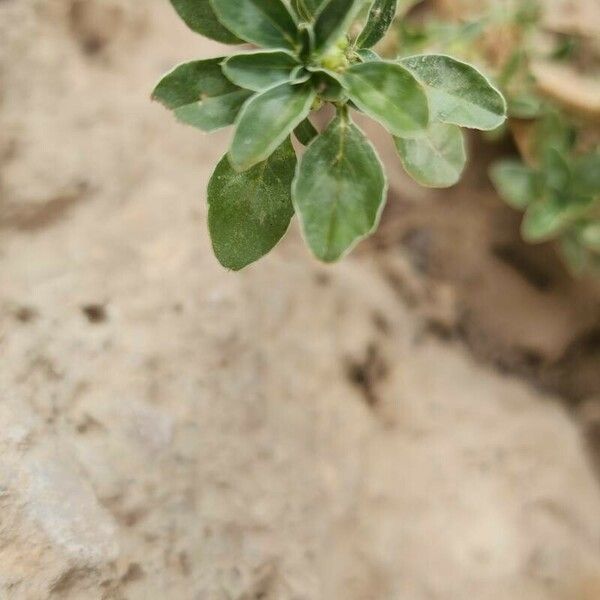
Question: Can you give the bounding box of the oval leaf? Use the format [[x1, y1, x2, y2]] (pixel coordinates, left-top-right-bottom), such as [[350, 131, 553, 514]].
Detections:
[[230, 81, 316, 171], [341, 61, 429, 137], [153, 59, 236, 109], [223, 50, 300, 92], [313, 0, 364, 54], [490, 160, 539, 210], [395, 123, 466, 188], [169, 0, 242, 44], [211, 0, 299, 50], [174, 90, 253, 132], [357, 0, 398, 49], [152, 59, 252, 132], [292, 112, 387, 262], [208, 138, 297, 270], [401, 54, 506, 130]]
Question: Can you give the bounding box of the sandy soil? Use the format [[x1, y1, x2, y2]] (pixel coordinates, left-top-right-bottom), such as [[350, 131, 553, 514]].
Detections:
[[1, 1, 600, 599]]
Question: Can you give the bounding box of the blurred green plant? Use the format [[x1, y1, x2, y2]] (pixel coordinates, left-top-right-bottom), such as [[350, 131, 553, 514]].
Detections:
[[153, 0, 506, 270], [491, 114, 600, 273], [392, 0, 600, 275]]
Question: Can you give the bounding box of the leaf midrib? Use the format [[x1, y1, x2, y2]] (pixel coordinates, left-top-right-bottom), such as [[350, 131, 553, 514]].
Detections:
[[348, 72, 423, 130], [323, 121, 346, 258], [421, 133, 457, 173], [432, 88, 498, 121]]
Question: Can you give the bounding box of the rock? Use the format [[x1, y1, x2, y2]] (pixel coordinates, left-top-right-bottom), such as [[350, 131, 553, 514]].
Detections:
[[0, 403, 119, 598], [1, 1, 600, 599]]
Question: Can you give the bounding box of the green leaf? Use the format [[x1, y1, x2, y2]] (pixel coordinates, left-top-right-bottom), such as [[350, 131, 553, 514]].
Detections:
[[210, 0, 299, 50], [395, 123, 466, 188], [522, 200, 566, 242], [169, 0, 242, 44], [490, 160, 539, 209], [357, 0, 398, 49], [223, 50, 300, 92], [341, 61, 429, 137], [292, 111, 387, 261], [401, 54, 506, 130], [294, 118, 319, 145], [521, 195, 593, 243], [313, 0, 364, 54], [298, 22, 316, 60], [230, 81, 316, 171], [152, 59, 253, 132], [292, 0, 328, 20], [208, 138, 297, 271], [356, 48, 381, 62], [153, 59, 236, 109]]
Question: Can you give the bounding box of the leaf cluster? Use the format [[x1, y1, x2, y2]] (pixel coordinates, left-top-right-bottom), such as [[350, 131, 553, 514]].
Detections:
[[154, 0, 506, 270], [491, 114, 600, 274], [394, 1, 600, 276]]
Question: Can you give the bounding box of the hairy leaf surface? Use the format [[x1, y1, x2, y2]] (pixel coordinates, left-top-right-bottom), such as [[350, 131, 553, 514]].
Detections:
[[341, 61, 429, 137], [395, 123, 466, 188], [313, 0, 364, 54], [152, 59, 252, 131], [293, 113, 387, 261], [356, 48, 381, 62], [292, 0, 328, 20], [223, 50, 300, 91], [208, 138, 297, 270], [174, 91, 253, 131], [230, 81, 315, 171], [401, 54, 506, 130], [357, 0, 398, 49], [522, 196, 595, 242], [211, 0, 299, 50]]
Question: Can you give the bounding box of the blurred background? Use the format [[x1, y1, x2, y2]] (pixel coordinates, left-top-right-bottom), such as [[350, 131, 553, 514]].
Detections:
[[0, 0, 599, 598]]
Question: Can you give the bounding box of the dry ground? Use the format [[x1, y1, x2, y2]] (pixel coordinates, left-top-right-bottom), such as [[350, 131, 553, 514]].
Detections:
[[1, 1, 600, 599]]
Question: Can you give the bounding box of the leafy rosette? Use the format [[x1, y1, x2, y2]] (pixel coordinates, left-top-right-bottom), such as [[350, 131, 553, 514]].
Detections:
[[154, 0, 506, 269]]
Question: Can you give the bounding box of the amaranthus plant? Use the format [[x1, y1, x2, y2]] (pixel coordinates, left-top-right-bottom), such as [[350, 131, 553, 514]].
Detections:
[[153, 0, 507, 270]]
